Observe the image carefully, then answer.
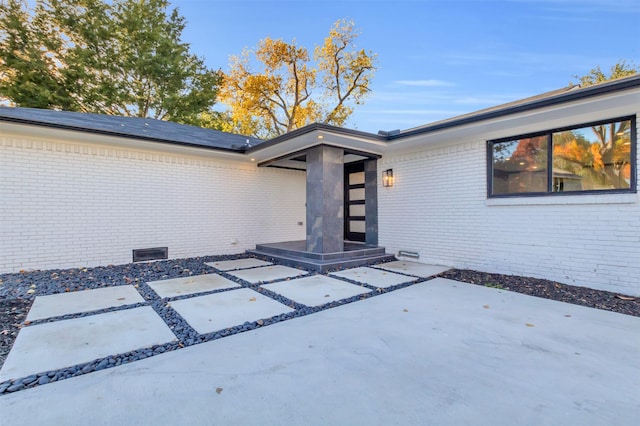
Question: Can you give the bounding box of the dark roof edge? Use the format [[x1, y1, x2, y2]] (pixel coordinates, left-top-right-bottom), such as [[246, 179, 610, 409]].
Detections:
[[247, 122, 385, 153], [0, 114, 243, 154], [390, 74, 640, 140]]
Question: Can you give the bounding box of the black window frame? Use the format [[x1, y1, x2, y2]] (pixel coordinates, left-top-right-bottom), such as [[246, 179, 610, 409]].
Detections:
[[487, 115, 637, 198]]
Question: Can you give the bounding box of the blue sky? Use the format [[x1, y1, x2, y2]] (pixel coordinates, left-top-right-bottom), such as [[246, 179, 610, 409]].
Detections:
[[171, 0, 639, 133]]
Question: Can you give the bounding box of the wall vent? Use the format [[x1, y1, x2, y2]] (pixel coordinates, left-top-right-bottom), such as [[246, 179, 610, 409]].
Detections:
[[398, 250, 420, 259], [133, 247, 168, 262]]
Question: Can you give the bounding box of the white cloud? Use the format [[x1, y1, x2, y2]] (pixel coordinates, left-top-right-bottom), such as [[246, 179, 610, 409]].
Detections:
[[365, 89, 531, 109], [363, 109, 465, 116], [453, 95, 522, 105], [393, 79, 456, 87]]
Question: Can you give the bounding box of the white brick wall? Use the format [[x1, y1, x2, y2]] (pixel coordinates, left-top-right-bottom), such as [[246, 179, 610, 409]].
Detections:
[[379, 114, 640, 296], [0, 134, 306, 272]]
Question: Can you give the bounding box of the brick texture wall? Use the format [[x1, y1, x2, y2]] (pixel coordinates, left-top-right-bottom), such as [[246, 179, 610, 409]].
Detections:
[[379, 114, 640, 296], [0, 135, 306, 272]]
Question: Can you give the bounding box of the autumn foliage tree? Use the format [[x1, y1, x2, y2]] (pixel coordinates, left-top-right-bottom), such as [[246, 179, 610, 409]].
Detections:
[[573, 60, 639, 87], [219, 19, 377, 138]]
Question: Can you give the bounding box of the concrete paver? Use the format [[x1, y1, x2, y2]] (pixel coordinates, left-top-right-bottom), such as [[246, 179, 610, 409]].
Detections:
[[169, 288, 294, 334], [2, 278, 638, 425], [205, 258, 272, 271], [262, 274, 370, 307], [226, 264, 306, 284], [147, 274, 240, 299], [0, 307, 176, 382], [330, 266, 417, 288], [374, 260, 450, 277], [26, 286, 144, 321]]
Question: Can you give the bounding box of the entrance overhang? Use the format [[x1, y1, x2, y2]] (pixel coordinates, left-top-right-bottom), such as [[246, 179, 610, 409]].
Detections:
[[246, 123, 388, 166], [256, 143, 381, 170]]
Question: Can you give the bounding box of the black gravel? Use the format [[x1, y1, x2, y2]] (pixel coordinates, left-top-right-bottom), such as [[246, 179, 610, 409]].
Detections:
[[0, 254, 400, 394], [1, 256, 638, 395], [438, 269, 640, 317]]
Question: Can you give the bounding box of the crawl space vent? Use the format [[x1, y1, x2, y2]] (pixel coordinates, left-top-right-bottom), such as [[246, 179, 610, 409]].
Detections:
[[133, 247, 168, 262]]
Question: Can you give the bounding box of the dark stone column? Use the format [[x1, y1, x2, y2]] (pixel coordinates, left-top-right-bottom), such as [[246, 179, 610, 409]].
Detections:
[[306, 146, 344, 253], [364, 159, 378, 246]]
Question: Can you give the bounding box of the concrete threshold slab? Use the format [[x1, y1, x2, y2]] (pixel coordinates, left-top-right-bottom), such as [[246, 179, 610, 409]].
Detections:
[[169, 288, 294, 335], [26, 286, 145, 321], [226, 265, 307, 284], [2, 279, 638, 425], [374, 260, 450, 277], [0, 306, 176, 382], [262, 275, 370, 307], [147, 274, 240, 298], [330, 266, 418, 288], [205, 258, 273, 271]]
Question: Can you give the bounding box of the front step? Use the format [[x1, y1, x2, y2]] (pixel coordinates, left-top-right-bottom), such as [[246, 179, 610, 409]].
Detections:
[[247, 241, 396, 273]]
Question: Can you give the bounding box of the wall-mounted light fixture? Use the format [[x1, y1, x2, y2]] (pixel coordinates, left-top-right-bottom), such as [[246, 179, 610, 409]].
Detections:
[[382, 169, 394, 187]]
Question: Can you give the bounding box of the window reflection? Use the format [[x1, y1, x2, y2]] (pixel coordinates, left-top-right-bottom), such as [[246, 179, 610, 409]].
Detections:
[[552, 120, 631, 191], [492, 136, 548, 194], [490, 117, 634, 196]]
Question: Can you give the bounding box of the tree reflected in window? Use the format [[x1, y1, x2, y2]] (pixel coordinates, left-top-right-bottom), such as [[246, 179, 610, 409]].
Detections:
[[492, 136, 548, 194], [489, 117, 635, 196], [553, 121, 631, 191]]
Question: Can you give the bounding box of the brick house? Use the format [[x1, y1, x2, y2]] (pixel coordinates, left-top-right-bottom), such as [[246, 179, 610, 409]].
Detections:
[[1, 75, 638, 295]]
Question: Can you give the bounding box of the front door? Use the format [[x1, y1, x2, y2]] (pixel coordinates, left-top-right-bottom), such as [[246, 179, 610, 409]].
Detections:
[[344, 162, 366, 242]]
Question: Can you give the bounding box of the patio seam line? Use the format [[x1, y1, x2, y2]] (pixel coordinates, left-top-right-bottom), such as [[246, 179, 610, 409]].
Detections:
[[160, 286, 245, 303], [367, 265, 429, 278], [24, 302, 149, 326], [205, 264, 275, 272], [205, 270, 256, 287], [221, 271, 313, 286], [326, 272, 413, 291], [368, 267, 419, 277], [329, 273, 433, 294]]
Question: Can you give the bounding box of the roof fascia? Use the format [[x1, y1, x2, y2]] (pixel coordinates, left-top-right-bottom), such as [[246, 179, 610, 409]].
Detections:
[[0, 121, 249, 161], [246, 123, 386, 154], [0, 114, 244, 154]]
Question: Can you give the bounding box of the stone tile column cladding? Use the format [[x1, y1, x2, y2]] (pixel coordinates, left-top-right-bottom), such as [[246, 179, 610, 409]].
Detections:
[[306, 145, 344, 253]]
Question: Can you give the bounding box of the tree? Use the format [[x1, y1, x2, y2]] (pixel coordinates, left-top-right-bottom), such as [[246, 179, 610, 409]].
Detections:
[[0, 0, 71, 109], [219, 19, 377, 138], [573, 60, 638, 87], [568, 61, 637, 189], [0, 0, 221, 127]]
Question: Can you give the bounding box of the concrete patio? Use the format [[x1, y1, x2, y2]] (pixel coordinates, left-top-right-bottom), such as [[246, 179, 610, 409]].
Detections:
[[0, 260, 639, 425], [0, 260, 441, 385]]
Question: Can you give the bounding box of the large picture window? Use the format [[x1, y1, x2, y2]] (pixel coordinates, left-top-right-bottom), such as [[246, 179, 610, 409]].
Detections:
[[488, 116, 636, 197]]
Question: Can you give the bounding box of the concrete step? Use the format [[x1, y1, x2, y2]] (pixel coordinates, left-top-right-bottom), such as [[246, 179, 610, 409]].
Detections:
[[254, 244, 386, 262], [247, 249, 396, 273]]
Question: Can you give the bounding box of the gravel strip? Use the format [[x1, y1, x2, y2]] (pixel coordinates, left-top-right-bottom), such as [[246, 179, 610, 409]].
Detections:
[[1, 257, 638, 395], [438, 269, 639, 317]]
